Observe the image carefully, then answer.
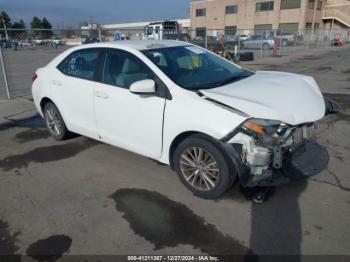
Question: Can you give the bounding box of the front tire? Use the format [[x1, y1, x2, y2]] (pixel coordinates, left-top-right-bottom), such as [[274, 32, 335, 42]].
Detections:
[[174, 135, 236, 199], [43, 102, 70, 140]]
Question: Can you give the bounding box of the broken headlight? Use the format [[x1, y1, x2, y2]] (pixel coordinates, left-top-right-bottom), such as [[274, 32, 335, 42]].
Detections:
[[241, 118, 293, 146]]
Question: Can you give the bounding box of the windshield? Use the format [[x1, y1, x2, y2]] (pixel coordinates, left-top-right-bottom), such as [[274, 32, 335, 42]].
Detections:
[[142, 46, 253, 90]]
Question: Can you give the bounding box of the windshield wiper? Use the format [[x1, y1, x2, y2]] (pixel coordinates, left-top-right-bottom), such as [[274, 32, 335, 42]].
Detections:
[[185, 83, 220, 90], [216, 73, 252, 86], [186, 77, 247, 90], [185, 71, 254, 90]]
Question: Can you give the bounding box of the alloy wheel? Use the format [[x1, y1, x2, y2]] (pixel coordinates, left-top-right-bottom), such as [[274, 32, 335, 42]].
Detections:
[[179, 146, 220, 191], [45, 106, 62, 136]]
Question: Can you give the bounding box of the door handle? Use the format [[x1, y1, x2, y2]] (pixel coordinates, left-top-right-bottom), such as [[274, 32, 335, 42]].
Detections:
[[94, 91, 109, 99], [52, 80, 62, 86]]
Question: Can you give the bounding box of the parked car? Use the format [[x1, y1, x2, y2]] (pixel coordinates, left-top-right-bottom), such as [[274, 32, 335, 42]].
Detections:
[[34, 39, 46, 45], [241, 35, 275, 50], [0, 39, 12, 48], [51, 37, 63, 45], [18, 40, 34, 47], [274, 32, 297, 46], [0, 39, 20, 48], [32, 40, 328, 199], [83, 36, 105, 44], [191, 37, 227, 52], [224, 34, 237, 42], [331, 38, 344, 47], [238, 34, 250, 41]]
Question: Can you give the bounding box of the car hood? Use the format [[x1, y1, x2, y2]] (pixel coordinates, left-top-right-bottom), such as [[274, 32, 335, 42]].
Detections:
[[200, 71, 325, 125]]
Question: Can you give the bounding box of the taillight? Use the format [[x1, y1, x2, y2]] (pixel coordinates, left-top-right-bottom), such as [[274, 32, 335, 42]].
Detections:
[[32, 73, 38, 82]]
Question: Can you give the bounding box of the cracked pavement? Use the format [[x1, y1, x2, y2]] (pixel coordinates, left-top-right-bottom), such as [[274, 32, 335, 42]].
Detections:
[[0, 45, 349, 258]]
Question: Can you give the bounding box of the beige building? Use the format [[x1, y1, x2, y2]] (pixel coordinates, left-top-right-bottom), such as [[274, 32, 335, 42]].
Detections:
[[190, 0, 350, 35]]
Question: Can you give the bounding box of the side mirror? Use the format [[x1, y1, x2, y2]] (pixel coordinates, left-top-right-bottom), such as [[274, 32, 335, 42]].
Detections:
[[129, 79, 156, 94]]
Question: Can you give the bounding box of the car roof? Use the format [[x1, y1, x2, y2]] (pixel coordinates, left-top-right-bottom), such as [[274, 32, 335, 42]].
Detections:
[[80, 40, 189, 51]]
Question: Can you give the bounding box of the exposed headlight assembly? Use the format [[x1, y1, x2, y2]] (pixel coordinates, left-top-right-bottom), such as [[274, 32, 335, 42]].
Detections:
[[241, 118, 294, 146]]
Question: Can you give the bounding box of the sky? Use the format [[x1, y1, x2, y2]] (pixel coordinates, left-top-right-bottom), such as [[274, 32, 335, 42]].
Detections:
[[0, 0, 198, 28]]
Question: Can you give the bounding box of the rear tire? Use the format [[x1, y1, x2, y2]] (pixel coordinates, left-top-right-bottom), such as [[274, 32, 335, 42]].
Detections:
[[173, 134, 236, 199], [262, 43, 270, 50], [43, 102, 70, 140]]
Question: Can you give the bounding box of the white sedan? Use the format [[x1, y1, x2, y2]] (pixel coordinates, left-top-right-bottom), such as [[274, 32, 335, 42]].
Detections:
[[32, 40, 328, 199]]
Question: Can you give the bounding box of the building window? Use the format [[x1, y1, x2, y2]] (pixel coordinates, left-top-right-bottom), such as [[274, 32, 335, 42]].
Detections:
[[306, 23, 319, 29], [308, 0, 322, 9], [280, 0, 301, 9], [308, 0, 314, 9], [225, 5, 238, 14], [196, 27, 206, 38], [308, 0, 315, 9], [225, 26, 237, 35], [256, 1, 274, 12], [196, 8, 206, 17]]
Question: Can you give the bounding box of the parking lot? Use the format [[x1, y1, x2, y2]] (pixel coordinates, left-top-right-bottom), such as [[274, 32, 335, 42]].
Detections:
[[0, 45, 350, 260]]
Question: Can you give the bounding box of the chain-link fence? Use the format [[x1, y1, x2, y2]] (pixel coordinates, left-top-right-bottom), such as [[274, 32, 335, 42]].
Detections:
[[0, 27, 349, 99]]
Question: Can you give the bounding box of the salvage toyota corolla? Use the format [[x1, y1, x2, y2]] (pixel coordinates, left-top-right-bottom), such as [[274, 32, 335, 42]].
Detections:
[[32, 40, 328, 199]]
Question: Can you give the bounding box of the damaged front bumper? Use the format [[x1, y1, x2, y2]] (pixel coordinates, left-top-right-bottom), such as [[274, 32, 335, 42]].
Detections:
[[223, 122, 329, 187], [240, 139, 329, 187]]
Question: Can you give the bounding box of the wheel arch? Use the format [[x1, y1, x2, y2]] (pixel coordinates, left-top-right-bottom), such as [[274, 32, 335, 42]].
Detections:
[[168, 130, 247, 183], [168, 131, 211, 169], [39, 97, 67, 126], [40, 97, 54, 112]]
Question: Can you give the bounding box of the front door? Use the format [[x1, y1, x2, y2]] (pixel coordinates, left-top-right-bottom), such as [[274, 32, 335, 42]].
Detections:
[[94, 48, 166, 158]]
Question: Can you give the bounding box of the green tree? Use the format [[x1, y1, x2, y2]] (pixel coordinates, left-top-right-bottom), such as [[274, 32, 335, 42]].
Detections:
[[0, 11, 11, 28], [10, 19, 27, 39], [30, 16, 42, 29], [41, 17, 52, 29], [41, 17, 53, 38], [12, 19, 26, 29]]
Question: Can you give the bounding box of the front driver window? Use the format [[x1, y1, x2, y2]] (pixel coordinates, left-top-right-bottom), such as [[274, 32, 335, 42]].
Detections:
[[102, 49, 154, 89]]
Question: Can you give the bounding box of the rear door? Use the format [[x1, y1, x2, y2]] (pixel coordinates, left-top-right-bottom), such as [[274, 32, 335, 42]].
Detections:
[[94, 48, 166, 158], [54, 48, 102, 138]]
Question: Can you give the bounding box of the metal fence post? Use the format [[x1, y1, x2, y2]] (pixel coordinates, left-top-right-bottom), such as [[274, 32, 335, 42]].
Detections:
[[205, 29, 208, 50], [98, 26, 102, 42], [260, 33, 263, 57], [237, 31, 241, 58], [279, 31, 282, 56], [0, 46, 10, 100]]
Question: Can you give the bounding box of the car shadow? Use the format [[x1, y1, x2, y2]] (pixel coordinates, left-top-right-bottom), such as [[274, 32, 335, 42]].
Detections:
[[248, 180, 307, 260]]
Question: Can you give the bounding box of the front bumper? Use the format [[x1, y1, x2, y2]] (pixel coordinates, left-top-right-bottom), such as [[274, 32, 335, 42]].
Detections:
[[241, 139, 329, 187]]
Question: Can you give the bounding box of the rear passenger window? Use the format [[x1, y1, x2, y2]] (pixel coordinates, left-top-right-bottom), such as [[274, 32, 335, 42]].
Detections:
[[58, 49, 100, 80], [102, 49, 154, 89]]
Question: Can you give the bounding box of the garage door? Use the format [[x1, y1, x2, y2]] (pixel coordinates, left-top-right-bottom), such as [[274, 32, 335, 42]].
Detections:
[[279, 23, 299, 32], [254, 24, 273, 35]]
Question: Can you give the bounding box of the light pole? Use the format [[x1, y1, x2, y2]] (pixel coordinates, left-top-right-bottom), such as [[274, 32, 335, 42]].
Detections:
[[311, 0, 318, 40], [311, 0, 325, 40], [2, 19, 9, 40]]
